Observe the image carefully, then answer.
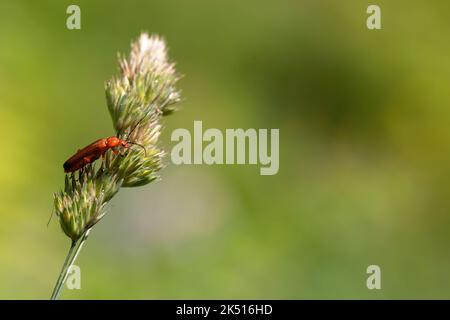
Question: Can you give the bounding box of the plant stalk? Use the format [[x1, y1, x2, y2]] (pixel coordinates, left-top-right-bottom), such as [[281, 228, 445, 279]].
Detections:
[[50, 229, 91, 300]]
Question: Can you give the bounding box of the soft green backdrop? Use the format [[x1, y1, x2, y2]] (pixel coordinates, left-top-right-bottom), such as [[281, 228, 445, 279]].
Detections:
[[0, 0, 450, 299]]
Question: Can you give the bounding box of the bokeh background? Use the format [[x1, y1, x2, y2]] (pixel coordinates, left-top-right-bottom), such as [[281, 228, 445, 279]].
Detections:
[[0, 0, 450, 299]]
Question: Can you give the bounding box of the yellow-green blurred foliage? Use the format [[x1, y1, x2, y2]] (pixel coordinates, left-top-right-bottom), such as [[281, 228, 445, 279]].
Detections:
[[1, 0, 450, 298]]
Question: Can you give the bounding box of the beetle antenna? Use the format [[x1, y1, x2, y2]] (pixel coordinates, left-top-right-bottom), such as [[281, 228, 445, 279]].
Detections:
[[128, 142, 147, 156], [124, 93, 163, 140], [125, 116, 144, 141]]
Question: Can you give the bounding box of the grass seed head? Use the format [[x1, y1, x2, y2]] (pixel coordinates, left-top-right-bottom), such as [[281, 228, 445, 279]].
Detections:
[[54, 33, 181, 242]]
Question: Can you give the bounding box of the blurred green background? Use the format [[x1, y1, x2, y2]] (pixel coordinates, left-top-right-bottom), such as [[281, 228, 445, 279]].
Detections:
[[1, 0, 450, 299]]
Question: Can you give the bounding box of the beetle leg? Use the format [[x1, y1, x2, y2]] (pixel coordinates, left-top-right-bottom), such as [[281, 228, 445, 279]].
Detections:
[[112, 147, 126, 157]]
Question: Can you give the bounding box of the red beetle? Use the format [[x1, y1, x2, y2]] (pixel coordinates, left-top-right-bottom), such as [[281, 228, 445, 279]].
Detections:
[[63, 119, 146, 173], [64, 137, 134, 173]]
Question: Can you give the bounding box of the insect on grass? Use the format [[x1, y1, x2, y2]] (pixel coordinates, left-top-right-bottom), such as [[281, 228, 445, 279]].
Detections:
[[63, 119, 147, 173], [50, 33, 181, 299]]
